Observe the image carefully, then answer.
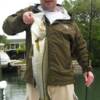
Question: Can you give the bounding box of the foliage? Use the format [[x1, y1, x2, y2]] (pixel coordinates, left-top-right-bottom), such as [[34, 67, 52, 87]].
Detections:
[[0, 35, 7, 44], [16, 44, 26, 54], [16, 44, 26, 59], [63, 0, 100, 67]]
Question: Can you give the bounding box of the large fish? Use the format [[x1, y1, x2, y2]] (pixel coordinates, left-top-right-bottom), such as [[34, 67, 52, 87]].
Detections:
[[31, 13, 50, 100]]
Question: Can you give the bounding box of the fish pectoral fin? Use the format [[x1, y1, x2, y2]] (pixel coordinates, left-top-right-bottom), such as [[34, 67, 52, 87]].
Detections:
[[35, 39, 40, 51]]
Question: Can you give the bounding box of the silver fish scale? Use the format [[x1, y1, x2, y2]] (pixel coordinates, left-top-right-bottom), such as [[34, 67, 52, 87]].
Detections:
[[31, 13, 50, 100]]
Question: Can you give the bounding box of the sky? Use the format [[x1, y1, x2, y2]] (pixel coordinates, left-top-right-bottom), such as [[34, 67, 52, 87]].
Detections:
[[0, 0, 63, 39]]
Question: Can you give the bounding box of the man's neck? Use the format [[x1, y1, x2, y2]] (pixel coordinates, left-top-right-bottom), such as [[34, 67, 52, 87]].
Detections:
[[41, 5, 57, 12]]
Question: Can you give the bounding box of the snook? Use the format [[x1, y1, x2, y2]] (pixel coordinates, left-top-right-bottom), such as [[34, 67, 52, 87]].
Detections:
[[31, 13, 50, 100]]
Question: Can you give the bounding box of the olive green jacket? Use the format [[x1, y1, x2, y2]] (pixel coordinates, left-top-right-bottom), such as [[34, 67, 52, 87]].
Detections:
[[2, 4, 92, 85]]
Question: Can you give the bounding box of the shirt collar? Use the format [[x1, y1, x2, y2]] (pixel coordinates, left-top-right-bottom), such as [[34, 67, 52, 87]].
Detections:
[[37, 5, 71, 24]]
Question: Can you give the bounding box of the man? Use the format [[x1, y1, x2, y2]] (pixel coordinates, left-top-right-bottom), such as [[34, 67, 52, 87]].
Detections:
[[2, 0, 94, 100]]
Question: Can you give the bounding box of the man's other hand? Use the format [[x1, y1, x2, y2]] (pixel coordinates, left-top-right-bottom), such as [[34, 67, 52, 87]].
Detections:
[[84, 71, 94, 87]]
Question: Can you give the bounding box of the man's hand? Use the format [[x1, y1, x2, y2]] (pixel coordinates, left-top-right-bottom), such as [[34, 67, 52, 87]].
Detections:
[[23, 11, 34, 25], [84, 71, 94, 87]]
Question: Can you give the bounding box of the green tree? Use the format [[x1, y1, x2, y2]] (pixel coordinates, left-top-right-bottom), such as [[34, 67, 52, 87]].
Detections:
[[0, 35, 7, 44], [63, 0, 100, 67], [16, 44, 26, 59]]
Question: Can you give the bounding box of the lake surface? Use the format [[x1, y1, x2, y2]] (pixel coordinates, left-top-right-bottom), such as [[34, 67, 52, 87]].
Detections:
[[0, 71, 26, 100], [5, 82, 26, 100], [0, 67, 100, 100]]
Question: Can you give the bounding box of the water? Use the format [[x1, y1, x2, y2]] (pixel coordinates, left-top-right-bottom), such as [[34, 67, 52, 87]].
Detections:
[[1, 72, 26, 100], [6, 81, 26, 100], [0, 67, 100, 100]]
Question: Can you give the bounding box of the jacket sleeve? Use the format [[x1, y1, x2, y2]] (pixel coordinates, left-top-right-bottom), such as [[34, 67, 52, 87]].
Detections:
[[2, 6, 33, 35], [73, 22, 92, 73]]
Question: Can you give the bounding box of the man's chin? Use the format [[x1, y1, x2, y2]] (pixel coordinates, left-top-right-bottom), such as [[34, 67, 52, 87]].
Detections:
[[45, 5, 56, 11]]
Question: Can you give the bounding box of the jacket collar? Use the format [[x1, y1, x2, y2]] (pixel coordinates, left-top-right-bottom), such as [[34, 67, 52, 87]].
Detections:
[[32, 4, 73, 24]]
